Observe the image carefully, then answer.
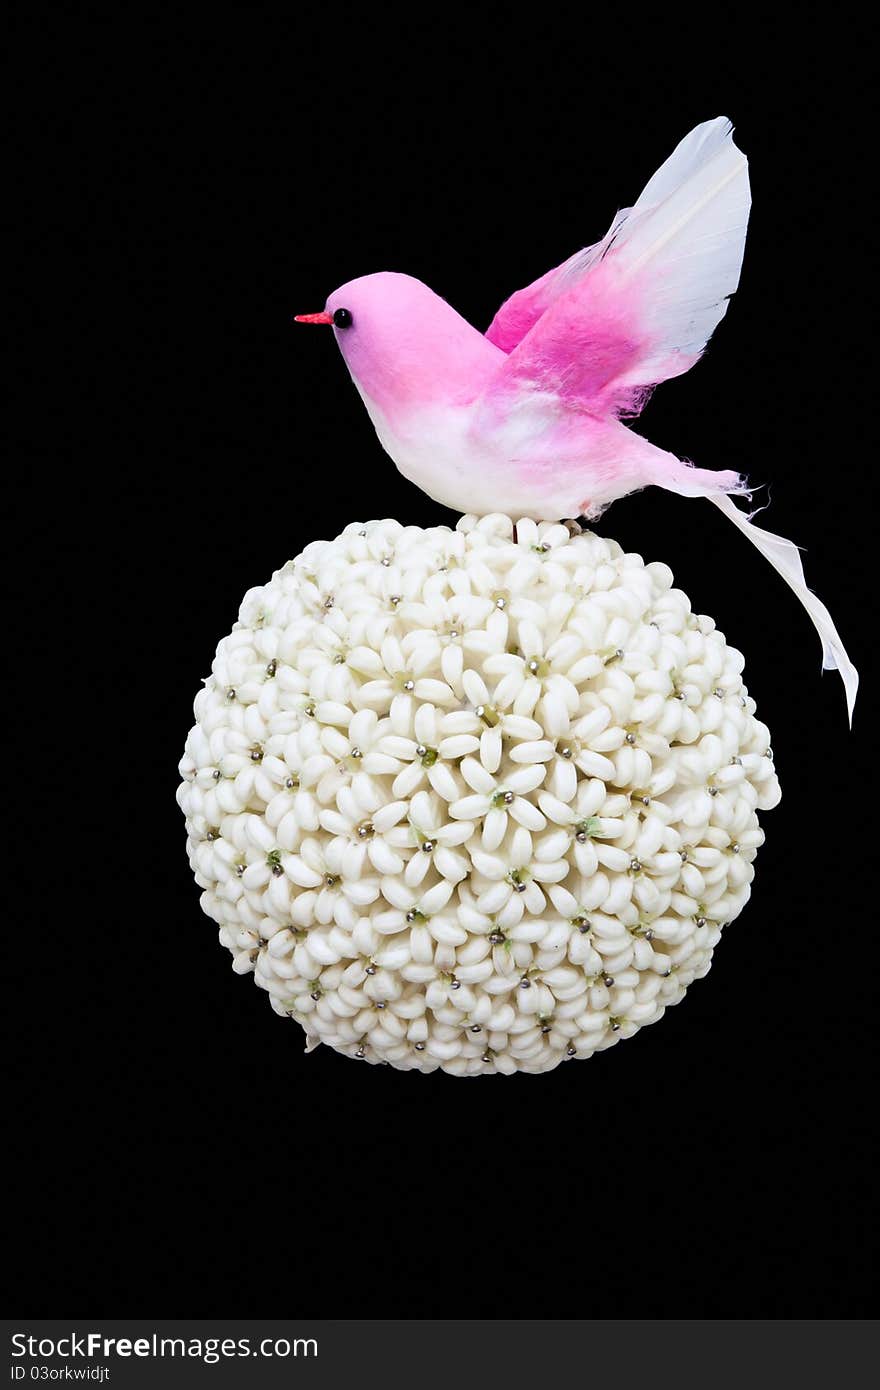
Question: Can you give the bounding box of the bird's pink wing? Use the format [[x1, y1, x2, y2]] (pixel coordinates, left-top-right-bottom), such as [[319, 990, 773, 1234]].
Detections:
[[482, 118, 750, 420], [484, 240, 611, 353]]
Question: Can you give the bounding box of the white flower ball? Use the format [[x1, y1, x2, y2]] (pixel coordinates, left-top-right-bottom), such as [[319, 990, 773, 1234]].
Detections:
[[177, 514, 781, 1075]]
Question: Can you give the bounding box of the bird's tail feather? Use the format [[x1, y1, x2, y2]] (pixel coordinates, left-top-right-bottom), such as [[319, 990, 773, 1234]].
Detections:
[[625, 431, 750, 502], [638, 443, 856, 721], [659, 461, 750, 499], [710, 492, 858, 725]]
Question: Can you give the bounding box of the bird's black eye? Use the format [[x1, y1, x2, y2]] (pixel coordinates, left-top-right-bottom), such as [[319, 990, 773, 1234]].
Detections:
[[333, 307, 353, 329]]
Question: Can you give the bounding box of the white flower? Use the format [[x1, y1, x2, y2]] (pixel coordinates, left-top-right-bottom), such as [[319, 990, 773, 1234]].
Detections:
[[281, 836, 380, 929], [469, 825, 569, 928], [179, 513, 780, 1076], [449, 757, 547, 850], [374, 876, 462, 945], [384, 789, 475, 888], [383, 703, 466, 802]]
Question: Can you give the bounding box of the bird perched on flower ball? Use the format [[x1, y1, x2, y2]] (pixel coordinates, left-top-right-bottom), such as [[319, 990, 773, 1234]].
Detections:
[[296, 117, 857, 721]]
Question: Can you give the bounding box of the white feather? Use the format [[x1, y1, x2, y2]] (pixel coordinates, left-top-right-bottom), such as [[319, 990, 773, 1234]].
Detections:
[[633, 115, 741, 212], [558, 117, 750, 385], [711, 493, 858, 725], [617, 117, 750, 376]]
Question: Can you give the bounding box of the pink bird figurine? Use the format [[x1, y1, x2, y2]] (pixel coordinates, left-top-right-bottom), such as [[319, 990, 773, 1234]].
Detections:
[[296, 117, 857, 722]]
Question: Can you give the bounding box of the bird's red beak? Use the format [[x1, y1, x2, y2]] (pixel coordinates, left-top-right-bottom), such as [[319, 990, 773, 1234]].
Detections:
[[294, 311, 334, 325]]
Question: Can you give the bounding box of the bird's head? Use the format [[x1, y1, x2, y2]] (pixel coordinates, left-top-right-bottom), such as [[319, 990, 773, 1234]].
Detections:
[[295, 271, 500, 423]]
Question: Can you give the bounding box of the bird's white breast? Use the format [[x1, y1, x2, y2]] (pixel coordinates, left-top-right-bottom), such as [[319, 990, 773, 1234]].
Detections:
[[360, 394, 508, 515], [358, 384, 598, 521]]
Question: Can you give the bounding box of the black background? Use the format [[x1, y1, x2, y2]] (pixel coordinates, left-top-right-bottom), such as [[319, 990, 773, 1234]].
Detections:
[[11, 15, 875, 1318]]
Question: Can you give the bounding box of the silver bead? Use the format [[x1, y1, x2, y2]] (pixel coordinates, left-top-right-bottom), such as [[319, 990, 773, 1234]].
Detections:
[[285, 776, 298, 790], [234, 863, 245, 877], [730, 756, 742, 766], [390, 594, 401, 606], [694, 915, 707, 928], [357, 822, 374, 839], [380, 557, 391, 566], [403, 679, 414, 691], [513, 880, 527, 893], [503, 790, 514, 805], [644, 928, 654, 941], [481, 1053, 492, 1063], [674, 691, 686, 701], [358, 529, 367, 537], [527, 659, 540, 673], [265, 660, 277, 677], [448, 629, 459, 638], [488, 931, 505, 944], [324, 874, 337, 887], [730, 842, 740, 854], [625, 732, 636, 745], [630, 858, 641, 872], [714, 687, 724, 699], [225, 688, 236, 701], [310, 990, 321, 1000], [421, 839, 435, 853], [576, 831, 587, 843], [566, 1044, 576, 1056], [541, 1023, 551, 1034], [470, 1024, 481, 1033], [250, 747, 263, 761], [610, 1020, 621, 1031], [406, 910, 418, 923], [271, 864, 283, 877], [415, 744, 427, 757], [365, 965, 376, 975], [323, 595, 334, 609], [375, 1001, 385, 1009], [449, 979, 461, 990], [414, 1041, 425, 1051], [603, 974, 614, 987], [206, 829, 218, 841], [680, 850, 688, 862], [495, 597, 506, 609], [708, 786, 719, 796], [355, 1046, 365, 1057], [212, 769, 221, 780], [520, 978, 531, 989], [560, 746, 573, 759], [350, 746, 363, 758]]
